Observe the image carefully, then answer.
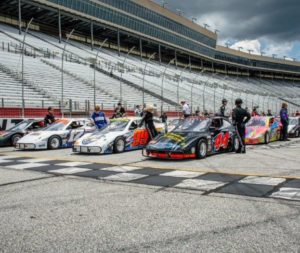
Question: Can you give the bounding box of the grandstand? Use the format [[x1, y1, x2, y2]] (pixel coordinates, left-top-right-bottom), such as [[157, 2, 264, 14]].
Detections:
[[0, 0, 299, 117]]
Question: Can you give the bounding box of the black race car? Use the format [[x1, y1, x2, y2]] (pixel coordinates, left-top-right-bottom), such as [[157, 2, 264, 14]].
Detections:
[[144, 117, 240, 159], [0, 119, 45, 147], [288, 117, 300, 138]]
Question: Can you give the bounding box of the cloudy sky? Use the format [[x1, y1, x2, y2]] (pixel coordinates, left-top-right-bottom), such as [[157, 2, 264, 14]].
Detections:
[[152, 0, 300, 61]]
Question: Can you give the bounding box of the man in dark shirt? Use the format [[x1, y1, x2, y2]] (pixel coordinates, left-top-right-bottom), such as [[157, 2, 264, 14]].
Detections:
[[113, 102, 126, 118], [280, 103, 289, 141], [44, 107, 55, 126], [232, 98, 251, 153]]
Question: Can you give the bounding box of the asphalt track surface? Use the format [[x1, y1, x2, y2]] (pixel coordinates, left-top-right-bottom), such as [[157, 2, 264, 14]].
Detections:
[[0, 139, 300, 252]]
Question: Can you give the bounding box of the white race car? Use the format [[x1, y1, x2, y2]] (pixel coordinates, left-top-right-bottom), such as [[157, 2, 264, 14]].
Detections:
[[73, 117, 165, 154], [16, 118, 95, 150]]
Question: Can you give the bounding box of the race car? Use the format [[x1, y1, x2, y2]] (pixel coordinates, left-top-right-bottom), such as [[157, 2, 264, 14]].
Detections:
[[73, 117, 165, 154], [288, 117, 300, 137], [144, 117, 240, 160], [245, 116, 282, 145], [0, 119, 45, 147], [16, 118, 94, 150]]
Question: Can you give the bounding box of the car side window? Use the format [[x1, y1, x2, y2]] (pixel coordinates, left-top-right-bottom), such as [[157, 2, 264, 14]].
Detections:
[[211, 119, 222, 129], [129, 121, 138, 130], [222, 120, 231, 129]]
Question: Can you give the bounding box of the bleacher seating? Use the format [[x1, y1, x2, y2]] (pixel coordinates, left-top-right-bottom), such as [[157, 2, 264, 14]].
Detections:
[[0, 22, 299, 114]]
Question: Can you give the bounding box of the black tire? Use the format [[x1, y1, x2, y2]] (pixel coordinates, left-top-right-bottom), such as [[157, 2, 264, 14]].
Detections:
[[232, 135, 240, 152], [11, 134, 22, 146], [48, 136, 61, 150], [264, 132, 270, 144], [113, 137, 126, 153], [295, 130, 300, 138], [196, 139, 207, 159]]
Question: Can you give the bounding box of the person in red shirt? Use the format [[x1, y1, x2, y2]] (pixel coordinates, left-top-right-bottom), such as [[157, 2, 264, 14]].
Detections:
[[251, 107, 259, 117]]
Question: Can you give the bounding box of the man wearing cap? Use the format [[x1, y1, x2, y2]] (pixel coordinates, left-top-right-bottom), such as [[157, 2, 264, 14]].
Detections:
[[232, 98, 251, 153], [219, 99, 230, 118], [180, 100, 191, 118]]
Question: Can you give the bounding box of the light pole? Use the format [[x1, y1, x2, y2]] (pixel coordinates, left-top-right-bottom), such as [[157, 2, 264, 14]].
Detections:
[[202, 72, 217, 111], [161, 58, 175, 113], [61, 28, 75, 118], [94, 38, 108, 108], [142, 52, 156, 106], [21, 17, 33, 118], [119, 46, 135, 102]]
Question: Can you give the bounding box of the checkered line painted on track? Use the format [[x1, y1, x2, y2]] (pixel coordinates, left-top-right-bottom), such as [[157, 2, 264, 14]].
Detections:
[[0, 155, 299, 202]]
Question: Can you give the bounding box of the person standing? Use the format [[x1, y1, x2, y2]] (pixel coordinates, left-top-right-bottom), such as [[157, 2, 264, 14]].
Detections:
[[160, 112, 168, 123], [280, 103, 289, 141], [180, 100, 191, 118], [267, 109, 272, 116], [139, 105, 158, 140], [44, 107, 55, 126], [251, 107, 259, 117], [91, 105, 108, 130], [219, 99, 230, 118], [232, 98, 251, 154], [134, 105, 142, 117]]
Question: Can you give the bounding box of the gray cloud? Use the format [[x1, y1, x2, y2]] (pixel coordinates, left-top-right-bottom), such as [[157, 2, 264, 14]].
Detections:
[[152, 0, 300, 42]]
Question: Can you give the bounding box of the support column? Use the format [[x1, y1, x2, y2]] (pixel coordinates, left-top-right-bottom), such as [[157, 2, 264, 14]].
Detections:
[[175, 50, 177, 69], [201, 58, 203, 70], [225, 64, 228, 75], [18, 0, 22, 35], [117, 29, 120, 56], [212, 61, 214, 73], [158, 44, 161, 65], [90, 22, 94, 51], [58, 9, 62, 43], [139, 37, 142, 61], [188, 55, 192, 72]]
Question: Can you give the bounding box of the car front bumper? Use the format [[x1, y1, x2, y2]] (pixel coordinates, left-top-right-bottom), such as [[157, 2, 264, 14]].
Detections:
[[143, 149, 196, 160], [16, 141, 47, 150], [73, 145, 102, 154]]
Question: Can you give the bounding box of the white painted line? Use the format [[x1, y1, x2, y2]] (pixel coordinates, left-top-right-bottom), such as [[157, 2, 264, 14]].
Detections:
[[0, 156, 18, 160], [18, 158, 53, 163], [50, 167, 92, 174], [7, 163, 49, 170], [100, 173, 147, 182], [102, 166, 142, 173], [160, 171, 204, 178], [55, 162, 91, 167], [271, 187, 300, 201], [0, 160, 13, 164], [239, 176, 286, 186], [175, 179, 227, 191]]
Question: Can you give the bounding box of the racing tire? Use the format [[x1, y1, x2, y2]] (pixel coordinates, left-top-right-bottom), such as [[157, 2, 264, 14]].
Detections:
[[264, 132, 270, 144], [232, 135, 240, 152], [295, 130, 299, 138], [196, 139, 207, 159], [113, 137, 126, 153], [48, 136, 61, 150], [11, 134, 22, 146]]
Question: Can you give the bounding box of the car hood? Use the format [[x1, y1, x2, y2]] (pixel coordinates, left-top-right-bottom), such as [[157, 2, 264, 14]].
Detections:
[[147, 131, 205, 151], [75, 131, 123, 146], [246, 126, 267, 138]]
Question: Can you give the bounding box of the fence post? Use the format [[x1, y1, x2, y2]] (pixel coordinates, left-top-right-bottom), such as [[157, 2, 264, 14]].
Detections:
[[1, 98, 4, 108], [69, 99, 72, 118]]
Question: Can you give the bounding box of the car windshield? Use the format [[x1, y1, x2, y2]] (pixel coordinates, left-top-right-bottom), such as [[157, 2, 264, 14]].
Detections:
[[289, 118, 298, 125], [44, 121, 69, 131], [173, 119, 209, 132], [247, 118, 267, 127], [7, 121, 31, 131], [98, 120, 129, 134]]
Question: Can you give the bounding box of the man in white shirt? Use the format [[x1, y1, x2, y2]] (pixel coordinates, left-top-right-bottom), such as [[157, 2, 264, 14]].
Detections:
[[180, 100, 191, 118]]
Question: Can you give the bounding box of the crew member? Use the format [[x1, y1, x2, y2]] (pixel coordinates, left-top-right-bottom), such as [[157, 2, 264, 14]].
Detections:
[[113, 102, 126, 118], [232, 98, 251, 153], [160, 112, 168, 123], [219, 99, 230, 118], [139, 105, 158, 140], [134, 105, 142, 117], [91, 105, 107, 130], [44, 107, 55, 126], [180, 100, 191, 118], [251, 107, 259, 117], [280, 103, 289, 141], [267, 109, 272, 116]]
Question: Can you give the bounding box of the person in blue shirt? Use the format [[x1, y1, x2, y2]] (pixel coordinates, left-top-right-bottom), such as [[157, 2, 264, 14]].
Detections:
[[280, 103, 289, 141], [91, 105, 107, 130]]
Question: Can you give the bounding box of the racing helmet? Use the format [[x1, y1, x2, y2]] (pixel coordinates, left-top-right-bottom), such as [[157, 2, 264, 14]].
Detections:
[[235, 98, 243, 105]]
